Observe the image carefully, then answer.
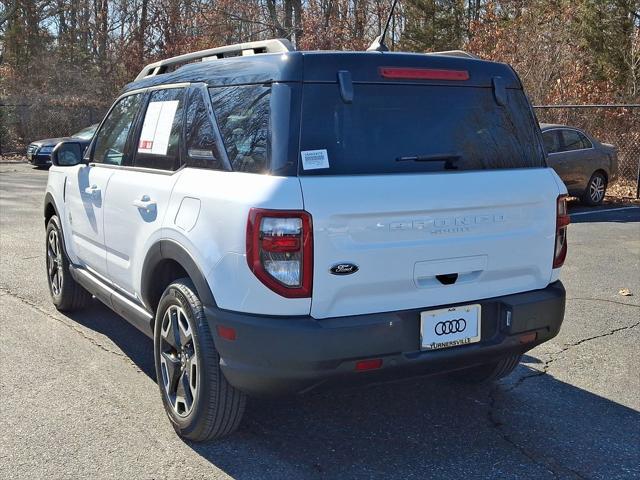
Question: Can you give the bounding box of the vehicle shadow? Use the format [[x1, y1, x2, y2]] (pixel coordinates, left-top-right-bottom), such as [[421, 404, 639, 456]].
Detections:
[[68, 301, 156, 378], [67, 300, 640, 480], [568, 203, 640, 224]]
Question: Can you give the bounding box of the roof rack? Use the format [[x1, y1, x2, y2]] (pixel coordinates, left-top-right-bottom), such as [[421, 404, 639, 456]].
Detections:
[[426, 50, 479, 59], [135, 38, 295, 81]]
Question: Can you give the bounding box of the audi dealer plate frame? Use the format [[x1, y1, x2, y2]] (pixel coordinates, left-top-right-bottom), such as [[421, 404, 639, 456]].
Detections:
[[420, 304, 481, 351]]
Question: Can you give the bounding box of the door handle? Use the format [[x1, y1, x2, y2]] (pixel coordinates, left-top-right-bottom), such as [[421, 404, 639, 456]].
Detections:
[[132, 195, 156, 211], [84, 185, 100, 195]]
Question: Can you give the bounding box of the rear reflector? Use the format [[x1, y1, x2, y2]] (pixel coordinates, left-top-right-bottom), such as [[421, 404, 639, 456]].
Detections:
[[380, 67, 469, 81], [519, 332, 537, 344], [216, 325, 237, 341], [355, 359, 383, 372]]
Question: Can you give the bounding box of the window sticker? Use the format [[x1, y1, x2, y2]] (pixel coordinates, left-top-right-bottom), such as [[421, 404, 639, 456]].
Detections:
[[301, 149, 330, 170], [138, 100, 179, 155]]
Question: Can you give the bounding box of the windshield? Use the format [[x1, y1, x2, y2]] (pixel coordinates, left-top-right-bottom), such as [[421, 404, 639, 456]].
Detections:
[[73, 124, 98, 140], [299, 84, 545, 175]]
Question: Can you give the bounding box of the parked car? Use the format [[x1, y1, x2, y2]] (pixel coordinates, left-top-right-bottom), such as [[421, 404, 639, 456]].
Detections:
[[44, 39, 568, 441], [540, 123, 618, 205], [27, 124, 97, 167]]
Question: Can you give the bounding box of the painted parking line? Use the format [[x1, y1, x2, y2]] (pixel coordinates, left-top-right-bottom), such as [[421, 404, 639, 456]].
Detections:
[[570, 206, 640, 217]]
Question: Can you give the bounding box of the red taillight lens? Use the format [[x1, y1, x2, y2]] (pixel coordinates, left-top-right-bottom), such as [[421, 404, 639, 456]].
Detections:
[[553, 195, 570, 268], [379, 67, 469, 81], [246, 208, 313, 298]]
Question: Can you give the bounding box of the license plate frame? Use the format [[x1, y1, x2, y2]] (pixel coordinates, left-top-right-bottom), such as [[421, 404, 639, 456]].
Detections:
[[420, 304, 482, 351]]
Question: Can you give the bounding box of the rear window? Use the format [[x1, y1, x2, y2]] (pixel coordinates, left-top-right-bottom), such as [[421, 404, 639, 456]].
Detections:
[[299, 84, 545, 175]]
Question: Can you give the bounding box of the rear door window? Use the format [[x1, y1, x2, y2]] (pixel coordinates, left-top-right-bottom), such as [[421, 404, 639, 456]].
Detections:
[[135, 88, 185, 171], [560, 129, 586, 152], [299, 84, 545, 175], [184, 88, 226, 170], [209, 85, 270, 174], [542, 130, 561, 154], [579, 132, 592, 149]]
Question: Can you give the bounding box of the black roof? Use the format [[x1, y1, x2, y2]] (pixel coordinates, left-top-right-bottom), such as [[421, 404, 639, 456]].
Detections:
[[121, 50, 521, 94]]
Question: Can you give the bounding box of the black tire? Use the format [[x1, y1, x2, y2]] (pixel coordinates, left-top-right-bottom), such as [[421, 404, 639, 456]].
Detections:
[[46, 215, 90, 312], [449, 353, 522, 384], [581, 171, 607, 206], [154, 278, 246, 441]]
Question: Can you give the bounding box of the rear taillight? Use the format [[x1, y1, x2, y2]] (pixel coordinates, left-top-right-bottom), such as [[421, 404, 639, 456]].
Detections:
[[553, 195, 570, 268], [246, 208, 313, 298]]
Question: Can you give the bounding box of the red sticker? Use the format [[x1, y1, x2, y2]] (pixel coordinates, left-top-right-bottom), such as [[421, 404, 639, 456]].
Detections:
[[139, 140, 153, 150]]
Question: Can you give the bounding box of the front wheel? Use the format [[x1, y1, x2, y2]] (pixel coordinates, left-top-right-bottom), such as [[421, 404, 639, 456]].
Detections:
[[582, 172, 607, 206], [154, 278, 246, 441], [46, 215, 90, 311], [448, 353, 522, 384]]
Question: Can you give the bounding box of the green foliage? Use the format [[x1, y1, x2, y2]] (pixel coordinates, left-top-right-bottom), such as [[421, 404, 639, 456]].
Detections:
[[400, 0, 467, 51], [575, 0, 639, 95]]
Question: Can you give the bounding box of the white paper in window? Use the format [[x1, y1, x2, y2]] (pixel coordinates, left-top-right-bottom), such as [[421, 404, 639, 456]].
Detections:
[[138, 100, 179, 155], [300, 149, 330, 170]]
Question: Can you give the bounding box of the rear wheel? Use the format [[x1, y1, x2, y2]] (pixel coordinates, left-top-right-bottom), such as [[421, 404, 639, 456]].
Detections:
[[154, 278, 246, 441], [449, 353, 522, 384], [582, 172, 607, 206], [46, 215, 90, 311]]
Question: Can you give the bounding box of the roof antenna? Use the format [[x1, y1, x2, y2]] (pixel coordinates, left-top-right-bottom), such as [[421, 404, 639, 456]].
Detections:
[[367, 0, 399, 52]]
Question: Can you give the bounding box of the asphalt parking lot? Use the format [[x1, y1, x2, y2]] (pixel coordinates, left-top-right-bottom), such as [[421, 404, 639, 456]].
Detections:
[[1, 162, 639, 480]]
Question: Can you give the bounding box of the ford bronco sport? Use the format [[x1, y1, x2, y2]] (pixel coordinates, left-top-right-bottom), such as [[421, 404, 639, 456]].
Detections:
[[44, 39, 568, 441]]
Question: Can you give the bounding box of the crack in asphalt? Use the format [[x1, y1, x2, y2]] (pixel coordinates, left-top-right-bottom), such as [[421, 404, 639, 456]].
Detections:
[[487, 318, 640, 480], [0, 286, 145, 374], [567, 297, 639, 308]]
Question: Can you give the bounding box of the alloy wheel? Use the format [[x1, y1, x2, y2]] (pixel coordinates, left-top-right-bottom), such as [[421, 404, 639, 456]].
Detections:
[[590, 175, 605, 203], [47, 229, 63, 296], [159, 305, 199, 417]]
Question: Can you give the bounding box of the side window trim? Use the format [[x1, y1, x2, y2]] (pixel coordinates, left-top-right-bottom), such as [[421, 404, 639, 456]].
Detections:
[[87, 90, 146, 165], [190, 84, 232, 171]]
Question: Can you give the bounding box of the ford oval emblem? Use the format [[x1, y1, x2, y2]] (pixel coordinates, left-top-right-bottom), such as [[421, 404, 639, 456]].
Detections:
[[330, 263, 359, 275]]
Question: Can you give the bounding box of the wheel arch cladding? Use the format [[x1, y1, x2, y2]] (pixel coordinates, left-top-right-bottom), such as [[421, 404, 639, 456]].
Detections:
[[141, 240, 216, 314], [44, 192, 58, 225]]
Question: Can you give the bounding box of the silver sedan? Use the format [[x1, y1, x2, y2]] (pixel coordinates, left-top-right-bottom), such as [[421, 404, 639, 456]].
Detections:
[[540, 124, 618, 205]]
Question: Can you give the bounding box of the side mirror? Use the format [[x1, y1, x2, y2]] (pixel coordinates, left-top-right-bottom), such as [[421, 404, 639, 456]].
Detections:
[[51, 141, 85, 167]]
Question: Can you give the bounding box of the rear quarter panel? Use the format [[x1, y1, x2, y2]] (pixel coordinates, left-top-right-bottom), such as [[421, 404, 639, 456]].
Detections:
[[159, 168, 310, 315]]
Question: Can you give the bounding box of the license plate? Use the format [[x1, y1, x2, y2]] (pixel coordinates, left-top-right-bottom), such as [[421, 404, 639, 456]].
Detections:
[[420, 304, 481, 350]]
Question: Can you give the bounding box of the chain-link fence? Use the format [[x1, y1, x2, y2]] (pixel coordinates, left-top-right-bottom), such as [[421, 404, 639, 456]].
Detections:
[[0, 103, 106, 156], [534, 105, 640, 199]]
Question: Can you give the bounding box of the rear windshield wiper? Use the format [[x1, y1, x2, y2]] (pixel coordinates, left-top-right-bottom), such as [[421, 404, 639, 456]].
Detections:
[[396, 153, 461, 169]]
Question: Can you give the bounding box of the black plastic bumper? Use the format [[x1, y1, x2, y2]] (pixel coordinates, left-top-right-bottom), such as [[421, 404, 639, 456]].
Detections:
[[205, 281, 566, 396], [28, 153, 51, 165]]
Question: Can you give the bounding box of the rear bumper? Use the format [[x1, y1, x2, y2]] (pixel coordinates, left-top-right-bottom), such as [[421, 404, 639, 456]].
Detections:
[[206, 281, 565, 396]]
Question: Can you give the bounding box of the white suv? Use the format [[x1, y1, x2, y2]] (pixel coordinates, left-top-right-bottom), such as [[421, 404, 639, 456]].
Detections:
[[44, 39, 569, 441]]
